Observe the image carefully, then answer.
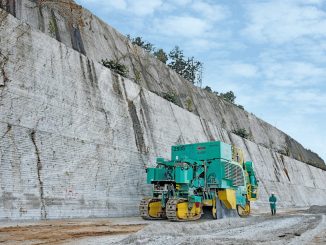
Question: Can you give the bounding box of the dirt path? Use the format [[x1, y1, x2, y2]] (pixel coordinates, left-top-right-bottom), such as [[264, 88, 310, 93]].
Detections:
[[0, 218, 146, 244], [0, 208, 325, 245]]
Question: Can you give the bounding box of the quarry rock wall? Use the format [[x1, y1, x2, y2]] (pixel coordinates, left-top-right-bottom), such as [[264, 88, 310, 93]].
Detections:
[[1, 10, 326, 220], [0, 0, 324, 169]]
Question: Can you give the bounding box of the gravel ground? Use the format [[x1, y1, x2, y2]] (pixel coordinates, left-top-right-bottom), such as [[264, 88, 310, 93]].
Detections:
[[0, 207, 325, 245], [114, 213, 326, 245]]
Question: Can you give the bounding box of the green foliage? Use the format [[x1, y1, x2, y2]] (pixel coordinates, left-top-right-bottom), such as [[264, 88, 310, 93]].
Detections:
[[204, 86, 212, 93], [285, 146, 290, 156], [168, 46, 203, 85], [101, 59, 128, 77], [168, 46, 186, 74], [220, 91, 245, 110], [203, 87, 245, 110], [154, 49, 168, 64], [277, 146, 290, 156], [127, 35, 154, 52], [134, 69, 142, 83], [126, 35, 203, 86], [232, 128, 250, 139], [220, 91, 236, 103], [48, 18, 56, 37], [185, 98, 193, 111], [125, 34, 246, 111], [184, 57, 203, 85], [162, 91, 178, 105]]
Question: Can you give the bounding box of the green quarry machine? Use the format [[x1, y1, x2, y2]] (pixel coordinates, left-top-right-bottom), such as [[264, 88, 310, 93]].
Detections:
[[139, 141, 258, 221]]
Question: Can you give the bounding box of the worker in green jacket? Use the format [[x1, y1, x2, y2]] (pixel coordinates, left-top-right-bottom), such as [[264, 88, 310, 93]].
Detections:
[[269, 193, 277, 215]]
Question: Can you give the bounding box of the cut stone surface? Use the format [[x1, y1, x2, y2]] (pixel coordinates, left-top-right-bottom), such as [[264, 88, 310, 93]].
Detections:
[[0, 2, 325, 221], [0, 0, 323, 169]]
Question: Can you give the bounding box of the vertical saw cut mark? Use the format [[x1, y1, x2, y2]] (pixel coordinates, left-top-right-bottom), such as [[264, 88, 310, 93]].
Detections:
[[30, 130, 47, 220], [1, 123, 11, 138], [127, 100, 146, 154], [70, 23, 86, 55], [86, 58, 98, 89], [270, 151, 281, 182], [111, 73, 122, 97], [280, 155, 291, 182], [37, 5, 45, 32], [139, 90, 158, 155], [50, 9, 61, 42], [0, 52, 9, 92]]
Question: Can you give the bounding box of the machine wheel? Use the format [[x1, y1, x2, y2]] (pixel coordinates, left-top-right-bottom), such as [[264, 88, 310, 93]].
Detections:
[[237, 202, 250, 217]]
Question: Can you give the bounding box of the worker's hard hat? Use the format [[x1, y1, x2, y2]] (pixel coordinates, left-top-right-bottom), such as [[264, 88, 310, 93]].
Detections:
[[271, 192, 275, 195]]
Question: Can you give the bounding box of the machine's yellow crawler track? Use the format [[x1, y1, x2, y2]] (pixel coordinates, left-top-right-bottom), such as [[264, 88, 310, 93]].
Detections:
[[166, 198, 202, 221], [139, 198, 166, 220]]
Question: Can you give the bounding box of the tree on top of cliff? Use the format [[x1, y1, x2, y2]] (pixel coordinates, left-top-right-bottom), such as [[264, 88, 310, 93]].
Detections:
[[168, 46, 187, 75], [168, 46, 203, 85], [127, 35, 203, 86], [153, 49, 168, 64], [204, 86, 213, 93], [127, 35, 154, 53], [220, 91, 236, 103], [204, 88, 244, 110]]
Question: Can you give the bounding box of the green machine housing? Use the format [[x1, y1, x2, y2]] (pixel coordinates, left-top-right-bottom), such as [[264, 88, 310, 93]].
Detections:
[[142, 141, 258, 221]]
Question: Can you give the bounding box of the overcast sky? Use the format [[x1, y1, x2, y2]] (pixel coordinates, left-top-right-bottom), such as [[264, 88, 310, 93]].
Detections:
[[76, 0, 326, 161]]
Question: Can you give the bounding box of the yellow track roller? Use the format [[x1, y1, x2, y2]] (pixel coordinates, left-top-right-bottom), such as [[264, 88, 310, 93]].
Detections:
[[166, 198, 202, 221], [139, 198, 166, 220]]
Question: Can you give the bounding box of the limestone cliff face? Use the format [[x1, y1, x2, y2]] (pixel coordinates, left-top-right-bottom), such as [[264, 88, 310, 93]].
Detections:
[[0, 2, 326, 220], [0, 0, 324, 169]]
